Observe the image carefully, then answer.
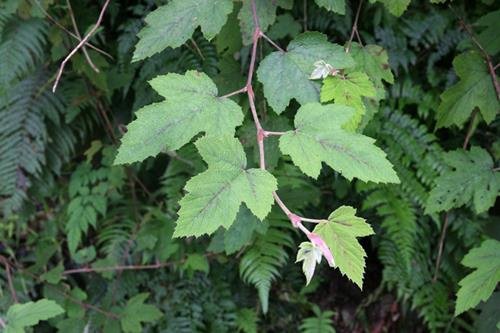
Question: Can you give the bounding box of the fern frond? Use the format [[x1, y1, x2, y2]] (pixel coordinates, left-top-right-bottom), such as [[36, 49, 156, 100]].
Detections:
[[240, 212, 293, 313], [0, 75, 52, 214], [178, 30, 219, 77], [362, 184, 417, 267], [412, 282, 452, 333], [377, 109, 446, 206], [299, 305, 336, 333], [0, 18, 47, 86]]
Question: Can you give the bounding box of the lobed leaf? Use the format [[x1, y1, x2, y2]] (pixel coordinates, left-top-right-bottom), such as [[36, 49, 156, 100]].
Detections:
[[313, 206, 374, 288], [133, 0, 233, 61], [426, 147, 499, 214], [257, 32, 354, 114], [5, 299, 64, 333], [115, 71, 243, 164], [436, 51, 499, 129], [279, 103, 400, 183], [173, 136, 277, 237], [455, 239, 500, 316]]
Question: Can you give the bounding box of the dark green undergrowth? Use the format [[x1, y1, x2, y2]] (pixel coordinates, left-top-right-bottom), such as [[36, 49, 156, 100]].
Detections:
[[0, 0, 499, 332]]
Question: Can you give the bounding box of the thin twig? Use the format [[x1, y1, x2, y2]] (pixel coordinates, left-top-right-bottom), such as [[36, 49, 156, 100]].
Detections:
[[0, 256, 19, 303], [30, 0, 112, 59], [63, 262, 172, 275], [260, 32, 285, 52], [346, 0, 364, 52], [66, 0, 99, 72], [451, 5, 500, 100], [50, 285, 119, 319], [433, 213, 449, 282], [190, 38, 205, 60], [7, 258, 119, 319], [221, 86, 247, 99], [263, 130, 286, 136], [0, 318, 6, 329], [272, 192, 293, 216], [301, 217, 326, 223], [52, 0, 111, 93], [63, 253, 216, 275]]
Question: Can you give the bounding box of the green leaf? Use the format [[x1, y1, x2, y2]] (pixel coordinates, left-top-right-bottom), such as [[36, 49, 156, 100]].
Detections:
[[299, 305, 336, 333], [279, 103, 399, 183], [455, 239, 500, 316], [437, 51, 499, 129], [314, 0, 345, 14], [56, 318, 86, 333], [223, 206, 267, 255], [313, 206, 374, 288], [120, 293, 163, 333], [476, 292, 500, 333], [115, 71, 243, 164], [320, 72, 376, 130], [267, 14, 302, 40], [236, 308, 259, 333], [348, 43, 394, 97], [371, 0, 411, 16], [5, 299, 64, 333], [257, 32, 355, 114], [183, 253, 210, 274], [65, 288, 87, 319], [238, 0, 293, 45], [239, 213, 293, 313], [173, 136, 277, 237], [296, 242, 323, 285], [133, 0, 233, 61], [426, 147, 499, 214], [40, 263, 64, 284], [475, 9, 500, 56]]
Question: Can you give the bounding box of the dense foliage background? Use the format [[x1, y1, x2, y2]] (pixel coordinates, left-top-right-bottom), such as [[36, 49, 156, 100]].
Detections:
[[0, 0, 499, 332]]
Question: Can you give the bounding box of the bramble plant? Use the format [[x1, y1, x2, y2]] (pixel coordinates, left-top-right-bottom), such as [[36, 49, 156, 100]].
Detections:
[[0, 0, 499, 332], [115, 0, 399, 290]]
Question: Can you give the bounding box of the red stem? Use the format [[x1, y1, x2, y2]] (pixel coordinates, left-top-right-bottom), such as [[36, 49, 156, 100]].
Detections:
[[237, 0, 335, 236]]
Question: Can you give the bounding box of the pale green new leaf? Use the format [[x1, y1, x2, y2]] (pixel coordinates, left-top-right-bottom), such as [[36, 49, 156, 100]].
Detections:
[[5, 299, 64, 333], [115, 71, 243, 164], [296, 242, 323, 285], [120, 293, 163, 333], [133, 0, 233, 61], [279, 103, 399, 183], [257, 32, 355, 114], [426, 147, 499, 214], [455, 239, 500, 316], [238, 0, 293, 45], [320, 72, 376, 130], [173, 136, 277, 237], [313, 206, 374, 288], [370, 0, 411, 16], [314, 0, 345, 14], [437, 51, 499, 129]]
